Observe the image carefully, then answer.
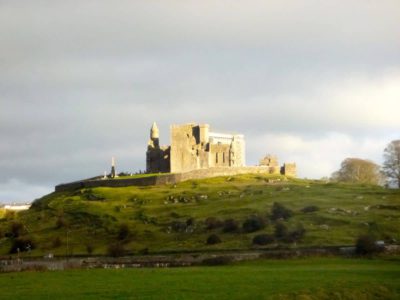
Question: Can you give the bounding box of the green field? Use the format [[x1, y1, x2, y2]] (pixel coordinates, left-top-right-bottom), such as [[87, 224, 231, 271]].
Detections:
[[1, 258, 399, 299], [0, 174, 399, 256]]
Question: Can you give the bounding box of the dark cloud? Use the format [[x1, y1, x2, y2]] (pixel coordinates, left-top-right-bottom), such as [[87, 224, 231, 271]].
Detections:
[[1, 1, 399, 202]]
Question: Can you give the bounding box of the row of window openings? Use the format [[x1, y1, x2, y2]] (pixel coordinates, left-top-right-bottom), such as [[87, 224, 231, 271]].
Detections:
[[216, 153, 226, 164]]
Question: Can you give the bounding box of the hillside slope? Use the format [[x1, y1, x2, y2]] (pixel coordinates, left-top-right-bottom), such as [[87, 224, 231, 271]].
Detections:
[[0, 174, 399, 256]]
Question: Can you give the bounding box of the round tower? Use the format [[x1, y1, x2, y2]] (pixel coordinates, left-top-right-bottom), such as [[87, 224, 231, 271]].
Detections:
[[149, 122, 160, 147]]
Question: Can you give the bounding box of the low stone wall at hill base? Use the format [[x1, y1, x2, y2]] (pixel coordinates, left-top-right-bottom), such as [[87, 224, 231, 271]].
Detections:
[[55, 166, 271, 192]]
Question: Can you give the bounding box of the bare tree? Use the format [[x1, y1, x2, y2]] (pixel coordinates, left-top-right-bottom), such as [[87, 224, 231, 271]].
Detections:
[[331, 158, 383, 185], [382, 140, 400, 188]]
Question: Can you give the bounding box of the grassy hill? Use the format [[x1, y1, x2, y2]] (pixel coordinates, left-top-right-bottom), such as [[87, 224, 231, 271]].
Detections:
[[0, 173, 399, 256]]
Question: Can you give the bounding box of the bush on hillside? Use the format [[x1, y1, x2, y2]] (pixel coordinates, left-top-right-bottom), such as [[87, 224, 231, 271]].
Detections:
[[206, 234, 222, 245], [107, 242, 125, 257], [8, 221, 24, 238], [186, 217, 195, 227], [274, 222, 288, 239], [117, 223, 130, 240], [301, 205, 319, 213], [86, 244, 94, 255], [355, 234, 383, 255], [271, 202, 293, 221], [56, 216, 67, 229], [52, 237, 62, 248], [242, 216, 266, 233], [252, 234, 275, 245], [171, 221, 187, 232], [283, 225, 306, 243], [10, 238, 35, 254], [82, 189, 105, 201], [205, 217, 222, 230], [223, 219, 239, 233], [139, 248, 149, 255]]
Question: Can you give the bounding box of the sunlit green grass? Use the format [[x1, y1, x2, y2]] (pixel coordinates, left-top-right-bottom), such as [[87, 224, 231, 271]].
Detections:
[[0, 174, 399, 256], [1, 257, 399, 299]]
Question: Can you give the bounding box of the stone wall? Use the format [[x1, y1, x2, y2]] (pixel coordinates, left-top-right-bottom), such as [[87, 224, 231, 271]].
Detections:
[[281, 163, 297, 177], [55, 166, 272, 192]]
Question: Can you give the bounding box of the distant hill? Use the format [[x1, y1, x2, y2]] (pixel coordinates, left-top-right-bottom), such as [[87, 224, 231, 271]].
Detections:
[[0, 174, 399, 256]]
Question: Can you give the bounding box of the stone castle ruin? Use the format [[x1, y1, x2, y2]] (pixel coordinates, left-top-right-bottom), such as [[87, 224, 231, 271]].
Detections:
[[147, 122, 245, 173], [55, 122, 296, 192], [146, 122, 296, 177], [259, 154, 297, 177]]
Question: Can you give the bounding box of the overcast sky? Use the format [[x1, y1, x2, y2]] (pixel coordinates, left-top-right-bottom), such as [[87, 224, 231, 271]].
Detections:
[[1, 1, 399, 203]]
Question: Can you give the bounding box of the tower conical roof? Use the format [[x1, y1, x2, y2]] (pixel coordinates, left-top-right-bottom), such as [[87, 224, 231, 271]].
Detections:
[[151, 122, 159, 139]]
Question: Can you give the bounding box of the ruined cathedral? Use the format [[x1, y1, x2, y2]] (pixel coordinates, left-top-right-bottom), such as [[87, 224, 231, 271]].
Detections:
[[146, 123, 245, 173]]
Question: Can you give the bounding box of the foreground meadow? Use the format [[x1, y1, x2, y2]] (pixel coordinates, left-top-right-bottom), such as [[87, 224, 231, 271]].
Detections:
[[1, 257, 400, 299]]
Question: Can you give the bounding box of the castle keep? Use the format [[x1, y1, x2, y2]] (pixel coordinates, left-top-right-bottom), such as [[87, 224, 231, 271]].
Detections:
[[147, 123, 245, 173], [55, 122, 296, 192]]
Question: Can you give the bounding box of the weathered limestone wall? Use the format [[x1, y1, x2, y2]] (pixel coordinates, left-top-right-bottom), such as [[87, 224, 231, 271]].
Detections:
[[281, 163, 297, 177], [55, 166, 272, 192], [259, 155, 281, 175], [170, 124, 202, 173], [209, 143, 230, 168], [165, 123, 246, 173]]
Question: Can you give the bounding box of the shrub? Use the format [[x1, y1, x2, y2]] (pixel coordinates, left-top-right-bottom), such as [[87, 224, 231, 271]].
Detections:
[[274, 222, 288, 239], [223, 219, 239, 233], [242, 216, 266, 233], [52, 237, 62, 248], [355, 235, 383, 255], [186, 217, 195, 227], [117, 223, 130, 240], [139, 248, 149, 255], [284, 225, 306, 243], [271, 202, 293, 221], [10, 238, 35, 254], [86, 244, 94, 255], [301, 205, 319, 213], [107, 242, 125, 257], [253, 234, 275, 245], [171, 221, 187, 232], [206, 234, 222, 245], [201, 256, 232, 266], [56, 216, 67, 229], [9, 221, 23, 238], [82, 189, 105, 201], [205, 217, 222, 230], [170, 212, 180, 218]]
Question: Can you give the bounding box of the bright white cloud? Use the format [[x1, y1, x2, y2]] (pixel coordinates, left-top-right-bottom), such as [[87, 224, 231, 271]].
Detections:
[[249, 132, 391, 179]]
